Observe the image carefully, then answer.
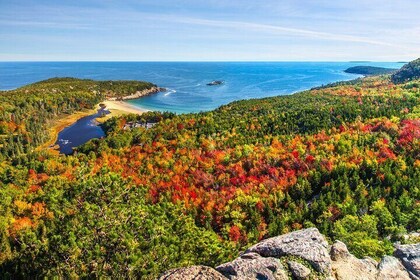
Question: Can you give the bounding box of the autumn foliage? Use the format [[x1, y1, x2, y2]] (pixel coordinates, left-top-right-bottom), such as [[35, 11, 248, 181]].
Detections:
[[0, 73, 419, 278]]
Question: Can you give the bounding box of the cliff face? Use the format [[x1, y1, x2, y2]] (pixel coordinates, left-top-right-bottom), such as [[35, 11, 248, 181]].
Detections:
[[159, 228, 420, 280]]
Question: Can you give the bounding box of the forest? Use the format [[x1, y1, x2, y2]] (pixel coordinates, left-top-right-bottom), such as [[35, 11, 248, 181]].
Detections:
[[0, 61, 419, 278], [344, 66, 396, 76]]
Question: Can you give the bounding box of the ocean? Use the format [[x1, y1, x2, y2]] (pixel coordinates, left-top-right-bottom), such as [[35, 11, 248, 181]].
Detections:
[[0, 61, 404, 113]]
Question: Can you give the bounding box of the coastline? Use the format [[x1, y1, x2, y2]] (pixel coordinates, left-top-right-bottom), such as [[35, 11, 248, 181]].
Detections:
[[107, 86, 164, 101], [96, 100, 149, 123], [37, 70, 362, 152], [40, 100, 149, 152], [102, 100, 149, 114], [36, 71, 366, 153], [95, 85, 161, 121]]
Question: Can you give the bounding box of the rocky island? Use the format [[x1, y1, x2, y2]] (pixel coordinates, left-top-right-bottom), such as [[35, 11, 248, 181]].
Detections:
[[207, 80, 224, 86]]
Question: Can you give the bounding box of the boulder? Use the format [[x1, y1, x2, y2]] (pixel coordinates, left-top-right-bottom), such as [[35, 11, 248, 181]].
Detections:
[[363, 257, 379, 268], [377, 256, 411, 280], [394, 243, 420, 279], [159, 265, 227, 280], [158, 229, 420, 280], [288, 261, 311, 280], [330, 240, 351, 261], [245, 228, 331, 274], [216, 252, 288, 280], [330, 241, 377, 280]]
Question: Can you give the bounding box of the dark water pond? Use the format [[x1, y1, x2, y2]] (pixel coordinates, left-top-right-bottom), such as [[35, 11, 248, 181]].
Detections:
[[55, 113, 106, 154]]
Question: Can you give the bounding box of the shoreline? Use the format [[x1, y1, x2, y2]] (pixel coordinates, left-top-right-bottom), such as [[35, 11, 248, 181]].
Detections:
[[107, 86, 165, 101], [96, 100, 149, 123], [39, 100, 149, 152], [101, 100, 149, 114], [40, 85, 161, 149]]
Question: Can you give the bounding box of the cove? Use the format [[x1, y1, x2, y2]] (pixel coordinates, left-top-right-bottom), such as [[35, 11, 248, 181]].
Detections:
[[55, 113, 106, 154]]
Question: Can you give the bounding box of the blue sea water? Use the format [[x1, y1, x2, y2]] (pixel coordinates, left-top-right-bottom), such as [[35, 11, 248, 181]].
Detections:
[[0, 61, 404, 113]]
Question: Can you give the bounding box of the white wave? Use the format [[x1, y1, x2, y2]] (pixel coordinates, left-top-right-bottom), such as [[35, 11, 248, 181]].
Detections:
[[164, 89, 177, 96]]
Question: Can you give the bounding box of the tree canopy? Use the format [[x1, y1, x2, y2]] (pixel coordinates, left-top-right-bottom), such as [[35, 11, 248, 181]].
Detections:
[[0, 64, 419, 278]]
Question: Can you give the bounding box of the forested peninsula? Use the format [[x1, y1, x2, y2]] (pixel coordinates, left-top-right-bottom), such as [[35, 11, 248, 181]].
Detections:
[[0, 59, 419, 278], [344, 66, 397, 76]]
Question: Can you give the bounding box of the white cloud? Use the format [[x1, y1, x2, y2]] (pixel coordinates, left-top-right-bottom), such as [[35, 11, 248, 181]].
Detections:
[[153, 15, 419, 51]]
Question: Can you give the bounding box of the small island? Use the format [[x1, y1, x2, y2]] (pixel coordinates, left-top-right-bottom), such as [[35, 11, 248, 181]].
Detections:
[[207, 80, 224, 86], [344, 66, 397, 76]]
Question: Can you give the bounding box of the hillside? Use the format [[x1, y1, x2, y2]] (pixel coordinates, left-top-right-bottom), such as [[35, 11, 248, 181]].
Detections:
[[392, 58, 420, 84], [0, 60, 419, 278], [344, 66, 397, 76]]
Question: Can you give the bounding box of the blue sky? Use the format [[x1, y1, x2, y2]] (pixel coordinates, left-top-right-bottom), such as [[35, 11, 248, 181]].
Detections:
[[0, 0, 419, 61]]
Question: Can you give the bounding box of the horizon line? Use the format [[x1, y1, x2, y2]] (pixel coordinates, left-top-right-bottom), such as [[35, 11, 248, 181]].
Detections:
[[0, 60, 408, 63]]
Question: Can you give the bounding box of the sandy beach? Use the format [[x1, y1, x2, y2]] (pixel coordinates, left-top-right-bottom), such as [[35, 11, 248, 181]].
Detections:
[[101, 100, 149, 115], [94, 100, 149, 123]]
